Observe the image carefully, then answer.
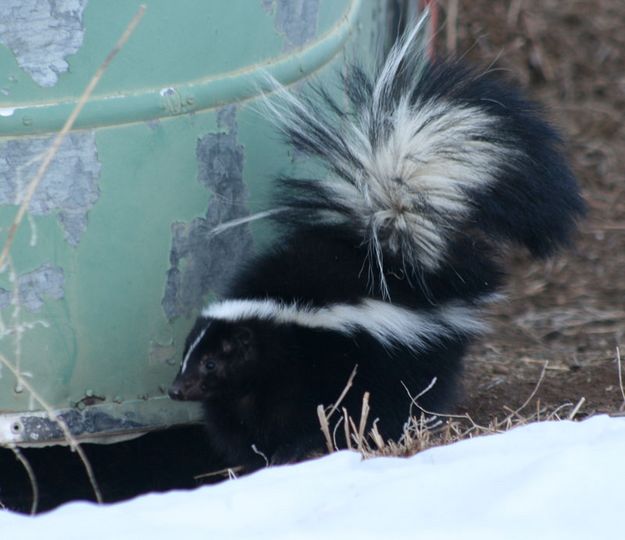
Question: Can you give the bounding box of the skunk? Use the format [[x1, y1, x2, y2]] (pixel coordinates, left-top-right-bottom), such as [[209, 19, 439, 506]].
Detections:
[[169, 15, 584, 469]]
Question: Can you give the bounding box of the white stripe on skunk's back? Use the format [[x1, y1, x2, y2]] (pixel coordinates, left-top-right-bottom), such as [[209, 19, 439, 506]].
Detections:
[[202, 298, 491, 351]]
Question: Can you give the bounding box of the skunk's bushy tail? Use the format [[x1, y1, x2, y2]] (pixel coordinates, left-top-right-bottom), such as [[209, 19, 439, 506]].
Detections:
[[266, 13, 584, 296]]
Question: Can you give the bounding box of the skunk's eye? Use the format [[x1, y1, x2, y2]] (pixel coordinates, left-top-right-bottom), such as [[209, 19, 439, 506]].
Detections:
[[201, 355, 216, 371]]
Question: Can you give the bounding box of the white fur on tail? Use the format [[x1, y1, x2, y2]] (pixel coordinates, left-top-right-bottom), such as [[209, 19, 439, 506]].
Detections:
[[264, 11, 517, 298]]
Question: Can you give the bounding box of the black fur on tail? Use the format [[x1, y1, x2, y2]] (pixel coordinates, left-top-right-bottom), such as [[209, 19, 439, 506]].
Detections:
[[266, 17, 584, 297]]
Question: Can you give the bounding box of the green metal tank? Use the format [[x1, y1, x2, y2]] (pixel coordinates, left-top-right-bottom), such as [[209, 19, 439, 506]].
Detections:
[[0, 0, 397, 445]]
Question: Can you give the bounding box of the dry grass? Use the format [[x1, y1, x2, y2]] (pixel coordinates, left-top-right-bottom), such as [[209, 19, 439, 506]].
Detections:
[[316, 358, 595, 461]]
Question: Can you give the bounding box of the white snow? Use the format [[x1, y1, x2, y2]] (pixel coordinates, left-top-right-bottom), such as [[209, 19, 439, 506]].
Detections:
[[1, 414, 623, 539]]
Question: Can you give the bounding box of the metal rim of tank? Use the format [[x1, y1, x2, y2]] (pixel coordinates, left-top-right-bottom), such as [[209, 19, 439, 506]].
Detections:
[[0, 397, 202, 447], [0, 0, 362, 136]]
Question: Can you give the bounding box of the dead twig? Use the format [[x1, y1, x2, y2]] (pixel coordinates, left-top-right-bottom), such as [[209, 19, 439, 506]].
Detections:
[[10, 446, 39, 515], [446, 0, 459, 54], [317, 405, 334, 453], [250, 444, 269, 467], [342, 407, 354, 450], [507, 0, 523, 27], [0, 353, 103, 503], [326, 365, 358, 420], [617, 347, 625, 412], [567, 397, 586, 420], [356, 392, 371, 452], [497, 361, 549, 427], [318, 365, 359, 452], [195, 466, 244, 481]]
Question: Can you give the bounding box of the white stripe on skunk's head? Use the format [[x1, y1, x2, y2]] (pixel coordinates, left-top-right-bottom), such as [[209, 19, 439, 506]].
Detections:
[[181, 324, 209, 375], [170, 318, 259, 402], [202, 297, 491, 351]]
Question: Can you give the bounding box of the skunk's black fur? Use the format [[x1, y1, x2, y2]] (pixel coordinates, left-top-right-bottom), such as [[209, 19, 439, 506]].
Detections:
[[169, 17, 584, 469]]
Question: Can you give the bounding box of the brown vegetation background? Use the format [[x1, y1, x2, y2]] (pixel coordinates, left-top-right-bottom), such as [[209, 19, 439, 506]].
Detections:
[[439, 0, 625, 421]]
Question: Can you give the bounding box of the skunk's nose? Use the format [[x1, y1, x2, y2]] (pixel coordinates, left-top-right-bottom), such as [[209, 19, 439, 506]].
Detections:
[[168, 380, 185, 401], [168, 376, 205, 401]]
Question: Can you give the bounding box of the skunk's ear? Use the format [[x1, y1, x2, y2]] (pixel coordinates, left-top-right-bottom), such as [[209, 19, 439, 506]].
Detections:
[[221, 325, 254, 355], [233, 326, 253, 348]]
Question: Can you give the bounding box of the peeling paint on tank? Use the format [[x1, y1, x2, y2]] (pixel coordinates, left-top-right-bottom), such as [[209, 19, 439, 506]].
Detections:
[[0, 263, 64, 312], [162, 105, 254, 320], [0, 0, 88, 87], [18, 264, 65, 312], [262, 0, 320, 51], [0, 131, 101, 247], [15, 408, 143, 444]]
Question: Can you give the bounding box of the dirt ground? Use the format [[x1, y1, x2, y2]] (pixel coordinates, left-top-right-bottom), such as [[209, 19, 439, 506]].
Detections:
[[440, 0, 625, 423]]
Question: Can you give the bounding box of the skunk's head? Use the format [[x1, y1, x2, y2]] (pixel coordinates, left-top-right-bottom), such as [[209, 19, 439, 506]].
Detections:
[[168, 318, 258, 402]]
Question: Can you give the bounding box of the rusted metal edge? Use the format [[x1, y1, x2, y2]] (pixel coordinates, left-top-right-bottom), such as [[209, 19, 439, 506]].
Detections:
[[0, 397, 203, 447]]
